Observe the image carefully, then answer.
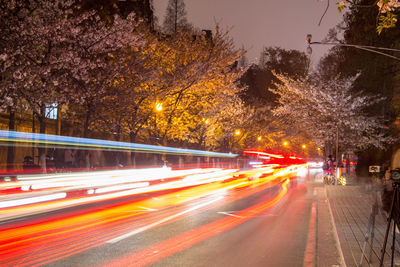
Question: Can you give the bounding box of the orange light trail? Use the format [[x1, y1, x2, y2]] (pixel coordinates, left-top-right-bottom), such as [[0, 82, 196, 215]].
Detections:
[[0, 166, 299, 267], [101, 179, 291, 267]]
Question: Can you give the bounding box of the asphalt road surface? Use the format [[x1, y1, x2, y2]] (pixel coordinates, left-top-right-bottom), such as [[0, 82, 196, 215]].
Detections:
[[0, 166, 322, 267]]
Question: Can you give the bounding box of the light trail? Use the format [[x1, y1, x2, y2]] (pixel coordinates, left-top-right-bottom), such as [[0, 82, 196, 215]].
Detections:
[[243, 149, 285, 159], [0, 130, 238, 157], [0, 192, 67, 209], [0, 166, 299, 267], [101, 179, 291, 267], [2, 167, 213, 192], [0, 178, 251, 266], [0, 168, 232, 217]]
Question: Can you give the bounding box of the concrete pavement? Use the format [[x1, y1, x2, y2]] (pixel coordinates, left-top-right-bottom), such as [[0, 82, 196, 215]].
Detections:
[[315, 174, 400, 267]]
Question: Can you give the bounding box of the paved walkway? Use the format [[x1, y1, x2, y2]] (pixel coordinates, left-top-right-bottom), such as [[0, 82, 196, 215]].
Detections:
[[321, 176, 400, 267]]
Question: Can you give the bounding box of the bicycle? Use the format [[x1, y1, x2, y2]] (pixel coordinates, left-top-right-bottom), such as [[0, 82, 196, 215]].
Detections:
[[323, 172, 335, 185]]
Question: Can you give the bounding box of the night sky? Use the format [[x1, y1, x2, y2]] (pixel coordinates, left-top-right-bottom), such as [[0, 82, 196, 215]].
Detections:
[[153, 0, 343, 66]]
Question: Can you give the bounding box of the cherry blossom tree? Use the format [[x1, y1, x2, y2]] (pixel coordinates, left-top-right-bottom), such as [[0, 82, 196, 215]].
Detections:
[[270, 73, 391, 157], [0, 0, 142, 168], [142, 28, 244, 149]]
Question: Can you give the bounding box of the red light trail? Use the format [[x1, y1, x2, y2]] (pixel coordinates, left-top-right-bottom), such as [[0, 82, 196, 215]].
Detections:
[[0, 165, 301, 266]]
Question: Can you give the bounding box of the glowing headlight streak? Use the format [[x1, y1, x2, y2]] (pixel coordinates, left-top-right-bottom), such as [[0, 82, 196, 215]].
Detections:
[[297, 166, 309, 177], [0, 166, 295, 267], [0, 130, 238, 157], [0, 192, 67, 209], [1, 168, 215, 193], [0, 169, 237, 221], [93, 182, 150, 194], [182, 169, 238, 182], [0, 179, 249, 262]]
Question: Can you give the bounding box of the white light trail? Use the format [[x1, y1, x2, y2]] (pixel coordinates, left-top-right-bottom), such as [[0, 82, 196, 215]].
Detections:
[[0, 192, 67, 209], [94, 182, 150, 194]]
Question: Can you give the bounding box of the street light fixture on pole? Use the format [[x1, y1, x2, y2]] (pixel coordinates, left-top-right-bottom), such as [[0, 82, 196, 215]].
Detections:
[[306, 34, 400, 61]]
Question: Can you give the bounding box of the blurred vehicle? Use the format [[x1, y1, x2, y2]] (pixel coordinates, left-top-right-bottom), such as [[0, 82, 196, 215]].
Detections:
[[307, 161, 323, 169]]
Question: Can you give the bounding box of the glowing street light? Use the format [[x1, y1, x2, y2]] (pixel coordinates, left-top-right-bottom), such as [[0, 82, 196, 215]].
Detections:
[[235, 130, 241, 136], [283, 141, 288, 147], [202, 118, 209, 124], [257, 136, 262, 141], [155, 102, 163, 112], [302, 144, 307, 149]]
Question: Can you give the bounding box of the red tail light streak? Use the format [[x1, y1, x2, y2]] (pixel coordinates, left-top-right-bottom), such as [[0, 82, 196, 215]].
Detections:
[[0, 165, 300, 267]]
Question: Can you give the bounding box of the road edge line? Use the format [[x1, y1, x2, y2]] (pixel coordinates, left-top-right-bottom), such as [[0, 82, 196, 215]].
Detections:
[[303, 200, 316, 267], [325, 186, 347, 267]]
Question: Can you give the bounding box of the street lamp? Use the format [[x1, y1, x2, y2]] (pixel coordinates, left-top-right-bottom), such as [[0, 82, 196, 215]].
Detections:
[[155, 102, 163, 112], [306, 34, 400, 61], [302, 144, 306, 149], [235, 130, 241, 136], [283, 141, 288, 147], [257, 136, 262, 141]]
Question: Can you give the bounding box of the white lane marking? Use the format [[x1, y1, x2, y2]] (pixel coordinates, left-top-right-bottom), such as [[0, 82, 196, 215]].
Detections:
[[107, 196, 223, 244], [137, 206, 157, 211], [303, 202, 316, 267], [217, 211, 243, 218], [217, 211, 277, 218]]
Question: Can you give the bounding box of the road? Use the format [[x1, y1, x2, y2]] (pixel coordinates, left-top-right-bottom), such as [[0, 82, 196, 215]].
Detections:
[[0, 165, 324, 267]]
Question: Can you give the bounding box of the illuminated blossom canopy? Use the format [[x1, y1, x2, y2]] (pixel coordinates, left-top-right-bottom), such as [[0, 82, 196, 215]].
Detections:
[[270, 73, 391, 152]]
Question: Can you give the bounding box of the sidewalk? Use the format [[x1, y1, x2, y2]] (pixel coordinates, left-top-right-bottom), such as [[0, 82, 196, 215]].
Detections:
[[321, 176, 399, 267]]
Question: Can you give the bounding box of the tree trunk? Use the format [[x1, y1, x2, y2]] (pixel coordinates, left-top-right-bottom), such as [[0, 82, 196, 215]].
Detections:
[[161, 137, 167, 161], [6, 107, 16, 171], [83, 107, 91, 138], [114, 125, 121, 167], [130, 132, 136, 167], [32, 113, 35, 159], [37, 106, 47, 172], [56, 104, 62, 135]]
